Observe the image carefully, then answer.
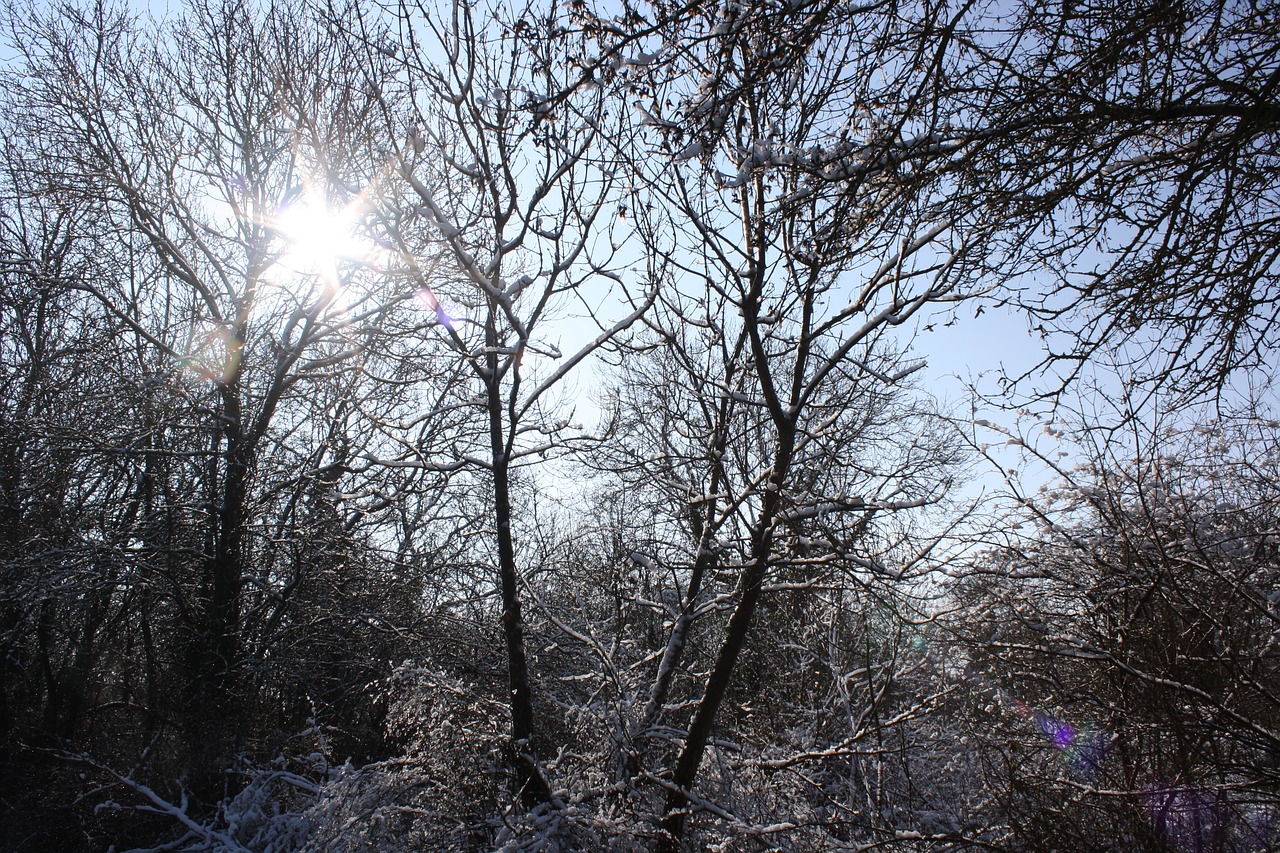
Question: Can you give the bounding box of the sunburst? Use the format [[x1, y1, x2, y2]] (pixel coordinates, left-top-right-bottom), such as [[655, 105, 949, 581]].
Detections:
[[270, 188, 366, 282]]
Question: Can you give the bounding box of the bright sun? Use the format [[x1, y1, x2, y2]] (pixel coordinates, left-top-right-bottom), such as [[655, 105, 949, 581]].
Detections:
[[271, 190, 367, 280]]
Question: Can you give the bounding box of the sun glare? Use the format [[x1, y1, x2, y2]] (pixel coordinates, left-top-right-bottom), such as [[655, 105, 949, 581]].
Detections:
[[271, 190, 367, 280]]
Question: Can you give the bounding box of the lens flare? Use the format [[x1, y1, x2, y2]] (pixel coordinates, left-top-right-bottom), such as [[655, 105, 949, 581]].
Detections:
[[415, 286, 455, 330], [1003, 693, 1109, 779]]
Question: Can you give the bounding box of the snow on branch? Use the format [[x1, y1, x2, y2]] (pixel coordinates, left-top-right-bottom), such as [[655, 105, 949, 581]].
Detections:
[[777, 494, 933, 523], [74, 754, 256, 853]]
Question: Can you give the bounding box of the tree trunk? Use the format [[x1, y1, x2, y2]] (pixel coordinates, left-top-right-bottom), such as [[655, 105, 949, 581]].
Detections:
[[485, 310, 550, 807], [185, 382, 251, 801], [657, 435, 794, 850]]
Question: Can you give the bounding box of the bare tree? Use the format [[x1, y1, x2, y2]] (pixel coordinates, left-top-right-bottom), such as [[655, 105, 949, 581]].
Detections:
[[570, 2, 993, 845], [0, 114, 205, 846], [340, 0, 658, 806], [969, 0, 1280, 396], [2, 0, 441, 791], [581, 0, 1280, 398]]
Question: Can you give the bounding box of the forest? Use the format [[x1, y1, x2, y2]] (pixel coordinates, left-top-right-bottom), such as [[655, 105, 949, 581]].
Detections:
[[1, 0, 1278, 849]]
